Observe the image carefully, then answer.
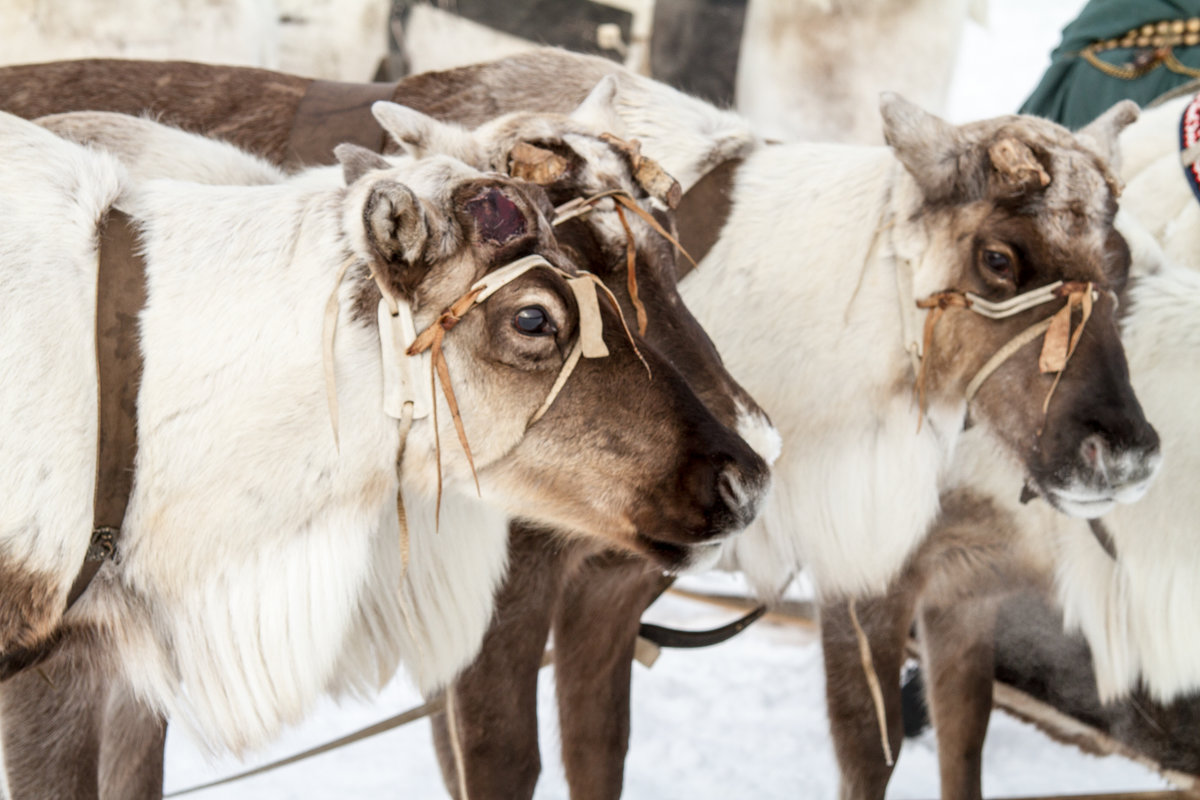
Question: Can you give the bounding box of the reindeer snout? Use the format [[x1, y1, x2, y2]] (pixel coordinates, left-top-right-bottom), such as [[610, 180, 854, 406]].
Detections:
[[1080, 423, 1162, 504], [702, 439, 770, 535], [1044, 421, 1162, 518], [717, 463, 763, 528]]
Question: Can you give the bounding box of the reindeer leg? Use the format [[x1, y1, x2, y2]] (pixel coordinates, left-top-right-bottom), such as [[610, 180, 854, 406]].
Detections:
[[98, 679, 166, 800], [0, 626, 107, 799], [430, 524, 569, 800], [552, 552, 670, 800], [821, 590, 916, 800], [918, 596, 998, 800]]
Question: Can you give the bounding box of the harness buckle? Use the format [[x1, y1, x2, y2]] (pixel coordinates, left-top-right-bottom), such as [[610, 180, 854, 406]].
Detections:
[[87, 527, 118, 562]]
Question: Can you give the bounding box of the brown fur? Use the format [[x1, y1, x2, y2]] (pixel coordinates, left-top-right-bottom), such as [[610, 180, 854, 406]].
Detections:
[[431, 533, 668, 800], [0, 559, 66, 655], [0, 59, 310, 163], [0, 51, 615, 158], [821, 489, 1051, 800], [0, 624, 165, 800]]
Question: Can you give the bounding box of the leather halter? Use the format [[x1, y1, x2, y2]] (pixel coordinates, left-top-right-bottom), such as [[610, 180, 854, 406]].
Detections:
[[286, 79, 400, 167], [0, 209, 146, 681]]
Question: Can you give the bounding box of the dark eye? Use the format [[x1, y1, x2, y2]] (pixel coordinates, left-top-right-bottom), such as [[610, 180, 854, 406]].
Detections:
[[513, 306, 556, 336], [981, 248, 1014, 278]]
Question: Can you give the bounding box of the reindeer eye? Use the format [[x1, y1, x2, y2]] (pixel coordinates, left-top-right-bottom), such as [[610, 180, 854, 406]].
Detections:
[[513, 306, 556, 336], [982, 248, 1014, 278]]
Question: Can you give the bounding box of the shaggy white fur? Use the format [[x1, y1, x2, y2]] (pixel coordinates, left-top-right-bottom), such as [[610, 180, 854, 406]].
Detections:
[[1119, 95, 1200, 274], [695, 143, 964, 598], [1051, 119, 1200, 699]]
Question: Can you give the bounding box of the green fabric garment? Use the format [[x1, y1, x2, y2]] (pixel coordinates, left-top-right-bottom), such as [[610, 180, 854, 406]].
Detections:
[[1019, 0, 1200, 129]]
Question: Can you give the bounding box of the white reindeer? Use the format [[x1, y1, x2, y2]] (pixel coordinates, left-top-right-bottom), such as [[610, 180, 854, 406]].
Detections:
[[0, 105, 766, 764]]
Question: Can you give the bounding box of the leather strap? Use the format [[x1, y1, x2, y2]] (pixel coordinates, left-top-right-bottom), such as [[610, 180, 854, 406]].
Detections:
[[638, 603, 767, 648], [69, 209, 146, 609], [672, 158, 743, 279], [1089, 518, 1119, 561], [0, 210, 146, 681], [287, 79, 400, 167]]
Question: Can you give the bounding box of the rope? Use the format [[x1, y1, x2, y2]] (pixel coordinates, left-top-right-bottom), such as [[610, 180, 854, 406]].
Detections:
[[912, 281, 1100, 430], [445, 684, 471, 800], [848, 598, 895, 767], [162, 696, 446, 797]]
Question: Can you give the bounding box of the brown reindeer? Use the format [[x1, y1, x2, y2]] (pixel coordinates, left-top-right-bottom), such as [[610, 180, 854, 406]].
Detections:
[[824, 260, 1200, 800]]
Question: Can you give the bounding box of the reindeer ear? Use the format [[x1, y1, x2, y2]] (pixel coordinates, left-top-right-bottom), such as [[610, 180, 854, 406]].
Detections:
[[361, 180, 429, 294], [336, 143, 390, 184], [880, 92, 974, 202], [371, 101, 482, 164], [1076, 99, 1139, 171], [570, 74, 623, 131]]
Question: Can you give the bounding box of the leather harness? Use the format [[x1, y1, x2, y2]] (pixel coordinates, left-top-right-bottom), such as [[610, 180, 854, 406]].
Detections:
[[10, 80, 401, 679], [0, 209, 147, 680]]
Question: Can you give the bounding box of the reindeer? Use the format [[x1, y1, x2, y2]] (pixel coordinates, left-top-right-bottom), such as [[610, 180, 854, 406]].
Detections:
[[0, 102, 770, 797], [395, 53, 1163, 799], [0, 74, 776, 796], [822, 90, 1200, 800]]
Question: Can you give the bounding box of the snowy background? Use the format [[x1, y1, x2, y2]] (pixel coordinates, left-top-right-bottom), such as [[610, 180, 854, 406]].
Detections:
[[152, 0, 1179, 797]]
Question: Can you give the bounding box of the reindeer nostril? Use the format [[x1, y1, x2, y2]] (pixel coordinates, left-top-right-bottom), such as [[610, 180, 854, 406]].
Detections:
[[717, 468, 748, 513], [1080, 434, 1105, 469]]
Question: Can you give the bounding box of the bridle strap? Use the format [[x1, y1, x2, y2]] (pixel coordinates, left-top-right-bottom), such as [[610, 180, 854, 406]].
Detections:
[[529, 339, 584, 425], [963, 316, 1055, 404], [913, 281, 1101, 422]]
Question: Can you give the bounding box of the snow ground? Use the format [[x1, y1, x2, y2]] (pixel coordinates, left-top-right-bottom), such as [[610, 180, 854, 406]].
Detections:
[[164, 0, 1177, 797], [165, 577, 1167, 799]]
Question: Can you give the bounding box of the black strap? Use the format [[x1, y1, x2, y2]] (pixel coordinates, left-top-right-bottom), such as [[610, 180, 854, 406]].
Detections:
[[638, 603, 767, 649], [1089, 518, 1119, 561]]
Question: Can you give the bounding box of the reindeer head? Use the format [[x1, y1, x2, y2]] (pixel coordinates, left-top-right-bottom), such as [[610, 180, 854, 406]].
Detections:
[[883, 95, 1160, 517], [338, 150, 769, 569]]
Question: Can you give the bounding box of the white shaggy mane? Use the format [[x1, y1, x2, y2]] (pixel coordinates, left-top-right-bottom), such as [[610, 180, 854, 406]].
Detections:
[[1053, 265, 1200, 701]]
